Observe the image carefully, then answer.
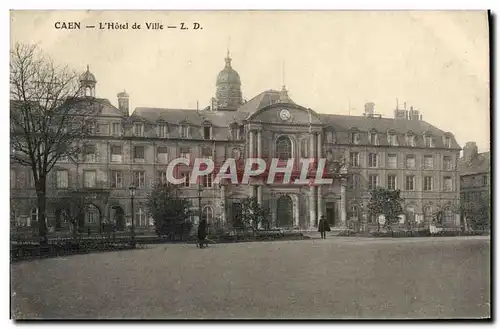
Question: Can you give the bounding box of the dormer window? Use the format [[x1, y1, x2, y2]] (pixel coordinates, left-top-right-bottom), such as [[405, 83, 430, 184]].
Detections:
[[350, 132, 360, 145], [134, 123, 144, 137], [369, 131, 378, 145], [388, 132, 398, 146], [238, 126, 245, 140], [180, 125, 190, 138], [326, 130, 336, 143], [425, 135, 434, 148], [157, 123, 168, 138], [444, 136, 451, 148], [406, 134, 415, 147], [230, 124, 238, 140], [203, 126, 212, 140]]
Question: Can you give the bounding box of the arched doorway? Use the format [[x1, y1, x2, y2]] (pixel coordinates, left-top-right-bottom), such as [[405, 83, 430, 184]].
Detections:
[[232, 203, 243, 230], [85, 204, 100, 226], [277, 195, 293, 228], [113, 206, 125, 231]]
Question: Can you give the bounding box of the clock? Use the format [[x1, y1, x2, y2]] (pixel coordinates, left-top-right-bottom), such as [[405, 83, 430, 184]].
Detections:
[[279, 109, 291, 121]]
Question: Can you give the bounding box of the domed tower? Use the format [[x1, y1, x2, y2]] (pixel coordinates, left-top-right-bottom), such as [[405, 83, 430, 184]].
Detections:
[[215, 50, 243, 111], [80, 65, 97, 97], [117, 90, 130, 116]]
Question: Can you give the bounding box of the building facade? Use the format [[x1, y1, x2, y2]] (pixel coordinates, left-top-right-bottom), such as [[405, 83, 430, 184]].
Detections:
[[458, 142, 491, 228], [10, 54, 462, 233]]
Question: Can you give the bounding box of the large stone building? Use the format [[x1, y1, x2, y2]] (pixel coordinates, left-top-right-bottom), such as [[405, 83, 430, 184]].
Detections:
[[458, 142, 491, 228], [10, 53, 462, 233]]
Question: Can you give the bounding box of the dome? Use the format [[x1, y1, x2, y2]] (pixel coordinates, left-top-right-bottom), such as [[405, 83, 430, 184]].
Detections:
[[80, 65, 97, 84], [216, 56, 241, 85], [117, 90, 129, 98]]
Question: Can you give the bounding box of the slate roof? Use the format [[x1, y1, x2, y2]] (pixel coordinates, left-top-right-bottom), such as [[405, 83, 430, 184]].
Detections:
[[458, 151, 490, 175]]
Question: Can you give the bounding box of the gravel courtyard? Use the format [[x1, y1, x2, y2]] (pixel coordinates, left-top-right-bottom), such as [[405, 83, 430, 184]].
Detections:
[[11, 236, 490, 320]]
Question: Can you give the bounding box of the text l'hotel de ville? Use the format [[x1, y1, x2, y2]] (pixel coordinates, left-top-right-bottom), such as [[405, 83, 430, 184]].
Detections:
[[54, 21, 203, 30]]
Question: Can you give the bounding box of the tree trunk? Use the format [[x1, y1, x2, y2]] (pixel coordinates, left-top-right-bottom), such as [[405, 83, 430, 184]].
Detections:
[[36, 177, 48, 244]]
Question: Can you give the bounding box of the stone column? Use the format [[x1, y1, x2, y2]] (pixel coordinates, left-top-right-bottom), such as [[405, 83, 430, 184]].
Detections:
[[317, 185, 323, 222], [294, 195, 300, 228], [309, 185, 316, 229], [340, 179, 347, 227], [309, 133, 316, 159], [317, 132, 322, 160], [220, 185, 226, 228], [257, 130, 262, 158], [248, 130, 255, 158]]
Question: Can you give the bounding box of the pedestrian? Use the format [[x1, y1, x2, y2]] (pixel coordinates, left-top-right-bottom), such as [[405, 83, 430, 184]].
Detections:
[[318, 215, 330, 239], [197, 218, 207, 248]]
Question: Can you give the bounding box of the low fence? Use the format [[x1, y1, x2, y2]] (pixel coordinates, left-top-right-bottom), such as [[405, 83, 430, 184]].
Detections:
[[336, 227, 490, 238]]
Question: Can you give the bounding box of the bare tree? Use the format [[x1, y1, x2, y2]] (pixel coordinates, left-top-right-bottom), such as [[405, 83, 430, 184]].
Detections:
[[10, 43, 101, 242]]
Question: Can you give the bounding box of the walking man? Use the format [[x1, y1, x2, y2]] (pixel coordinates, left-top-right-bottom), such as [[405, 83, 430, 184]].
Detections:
[[197, 218, 208, 248], [318, 215, 330, 239]]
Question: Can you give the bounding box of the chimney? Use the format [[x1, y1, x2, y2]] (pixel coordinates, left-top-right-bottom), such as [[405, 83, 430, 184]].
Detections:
[[117, 90, 130, 115], [463, 142, 478, 162]]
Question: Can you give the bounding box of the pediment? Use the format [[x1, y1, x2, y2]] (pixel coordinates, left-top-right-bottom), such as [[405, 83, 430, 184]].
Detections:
[[247, 104, 322, 125]]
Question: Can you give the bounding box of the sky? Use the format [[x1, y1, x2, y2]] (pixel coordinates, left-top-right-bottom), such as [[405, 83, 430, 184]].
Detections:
[[10, 10, 490, 152]]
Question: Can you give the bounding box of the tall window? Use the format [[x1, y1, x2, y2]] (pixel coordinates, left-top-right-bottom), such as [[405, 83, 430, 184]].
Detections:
[[202, 147, 212, 159], [351, 132, 360, 145], [181, 125, 190, 138], [369, 132, 378, 145], [111, 145, 122, 162], [443, 176, 453, 191], [387, 154, 397, 169], [134, 123, 144, 137], [180, 172, 190, 187], [444, 137, 451, 148], [157, 171, 167, 185], [368, 153, 378, 168], [203, 206, 214, 224], [86, 204, 99, 225], [387, 175, 397, 190], [157, 146, 168, 163], [30, 207, 38, 224], [347, 174, 360, 190], [350, 205, 359, 220], [99, 124, 109, 135], [275, 136, 292, 160], [405, 175, 415, 191], [425, 136, 433, 148], [407, 206, 416, 225], [349, 152, 359, 167], [443, 156, 452, 170], [368, 175, 378, 190], [326, 130, 336, 143], [442, 207, 453, 224], [136, 207, 148, 227], [134, 146, 145, 162], [301, 139, 308, 158], [203, 126, 212, 140], [112, 122, 121, 136], [111, 171, 123, 188], [10, 169, 16, 189], [406, 155, 416, 169], [423, 176, 433, 191], [84, 145, 96, 163], [158, 123, 168, 138], [388, 133, 398, 146], [56, 170, 69, 189], [407, 134, 415, 147], [180, 147, 190, 161], [83, 170, 96, 188], [424, 155, 434, 169], [133, 171, 145, 188], [202, 174, 213, 188]]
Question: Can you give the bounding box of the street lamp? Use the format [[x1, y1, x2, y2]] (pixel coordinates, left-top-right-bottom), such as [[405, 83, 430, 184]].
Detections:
[[129, 184, 136, 248], [198, 184, 203, 224]]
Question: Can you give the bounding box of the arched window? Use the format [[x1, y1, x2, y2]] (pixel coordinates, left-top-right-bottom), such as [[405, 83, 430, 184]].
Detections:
[[276, 136, 292, 160], [423, 205, 433, 224], [442, 206, 453, 225], [86, 204, 99, 225], [135, 207, 147, 227], [406, 206, 415, 224]]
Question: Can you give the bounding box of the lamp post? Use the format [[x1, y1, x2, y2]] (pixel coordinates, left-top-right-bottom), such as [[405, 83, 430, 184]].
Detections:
[[198, 184, 203, 224], [129, 184, 136, 248]]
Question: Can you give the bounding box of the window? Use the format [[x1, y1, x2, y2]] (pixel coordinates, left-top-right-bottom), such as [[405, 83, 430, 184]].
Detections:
[[369, 132, 378, 145], [387, 154, 397, 169], [368, 175, 378, 190], [84, 145, 96, 163], [425, 136, 433, 148], [301, 139, 309, 158], [158, 123, 168, 138], [238, 126, 245, 140], [203, 206, 214, 225], [157, 146, 168, 163], [203, 126, 212, 140], [134, 123, 144, 137], [230, 125, 238, 140], [111, 145, 122, 162], [351, 132, 360, 145], [326, 130, 336, 143], [444, 137, 451, 148], [112, 122, 121, 136], [56, 170, 69, 189], [407, 135, 415, 147], [443, 156, 452, 170], [405, 175, 415, 191], [134, 146, 145, 162], [111, 171, 123, 188], [201, 147, 212, 159], [350, 205, 359, 220], [483, 175, 488, 186], [388, 133, 398, 146], [181, 125, 190, 138], [443, 176, 453, 191], [347, 174, 360, 190], [30, 207, 38, 224], [387, 175, 397, 190], [442, 207, 453, 224], [89, 121, 97, 135], [10, 170, 16, 189], [136, 207, 148, 227], [99, 123, 109, 135], [349, 152, 359, 167], [133, 171, 145, 188], [423, 176, 433, 191], [180, 172, 190, 187], [157, 171, 167, 185], [86, 204, 99, 224], [424, 155, 433, 169], [406, 155, 415, 169], [83, 171, 96, 188], [180, 147, 190, 162], [276, 136, 292, 160], [368, 153, 378, 168], [202, 174, 213, 188]]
